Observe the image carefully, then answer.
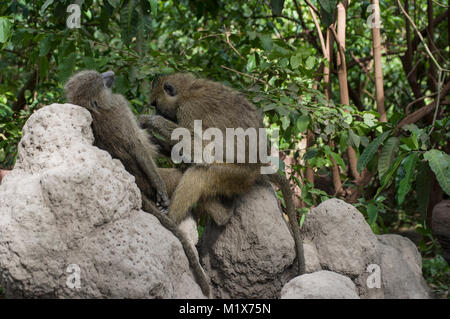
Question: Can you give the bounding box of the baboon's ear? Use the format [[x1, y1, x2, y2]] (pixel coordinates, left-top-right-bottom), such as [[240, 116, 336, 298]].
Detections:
[[164, 82, 177, 97]]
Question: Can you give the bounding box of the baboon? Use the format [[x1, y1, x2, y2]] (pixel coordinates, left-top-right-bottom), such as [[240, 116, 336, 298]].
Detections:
[[140, 73, 305, 275], [64, 70, 211, 297]]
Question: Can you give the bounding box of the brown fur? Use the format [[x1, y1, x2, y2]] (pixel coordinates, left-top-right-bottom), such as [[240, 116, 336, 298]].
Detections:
[[64, 70, 211, 297], [65, 70, 167, 205], [140, 73, 305, 275]]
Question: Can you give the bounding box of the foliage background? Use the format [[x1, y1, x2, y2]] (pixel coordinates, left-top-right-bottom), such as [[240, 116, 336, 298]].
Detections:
[[0, 0, 449, 297]]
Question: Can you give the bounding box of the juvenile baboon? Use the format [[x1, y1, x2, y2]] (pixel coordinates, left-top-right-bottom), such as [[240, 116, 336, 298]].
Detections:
[[140, 73, 305, 275], [64, 70, 211, 297]]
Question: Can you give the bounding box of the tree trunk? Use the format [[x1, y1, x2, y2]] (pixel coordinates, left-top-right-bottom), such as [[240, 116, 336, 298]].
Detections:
[[335, 1, 361, 181], [324, 28, 333, 100], [371, 0, 387, 122], [336, 2, 350, 106]]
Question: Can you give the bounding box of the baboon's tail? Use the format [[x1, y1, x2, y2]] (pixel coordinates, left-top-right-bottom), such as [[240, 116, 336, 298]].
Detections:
[[142, 196, 211, 298], [264, 173, 306, 275]]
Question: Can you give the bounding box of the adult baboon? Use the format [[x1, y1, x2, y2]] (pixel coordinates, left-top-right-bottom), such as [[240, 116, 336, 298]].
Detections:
[[140, 73, 305, 274]]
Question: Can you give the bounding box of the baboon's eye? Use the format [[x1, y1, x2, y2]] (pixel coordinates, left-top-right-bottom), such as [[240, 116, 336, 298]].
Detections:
[[163, 82, 177, 97]]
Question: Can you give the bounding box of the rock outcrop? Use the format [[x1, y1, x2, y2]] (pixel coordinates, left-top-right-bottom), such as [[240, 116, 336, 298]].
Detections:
[[280, 271, 360, 299], [199, 183, 298, 298], [0, 104, 205, 298], [432, 200, 450, 264], [285, 199, 431, 299], [0, 104, 432, 299]]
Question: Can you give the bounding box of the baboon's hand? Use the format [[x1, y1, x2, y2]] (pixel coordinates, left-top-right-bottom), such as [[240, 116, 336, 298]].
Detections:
[[156, 189, 170, 214], [138, 114, 153, 129], [139, 114, 166, 129], [139, 115, 177, 136]]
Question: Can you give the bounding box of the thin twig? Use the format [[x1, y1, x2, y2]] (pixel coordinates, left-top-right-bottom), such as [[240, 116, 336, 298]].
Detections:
[[304, 0, 320, 16], [329, 26, 346, 66], [349, 51, 375, 82], [223, 26, 245, 60], [397, 0, 450, 73], [220, 65, 272, 87], [308, 6, 326, 57], [347, 50, 404, 68], [405, 92, 437, 114], [90, 40, 140, 59], [251, 15, 302, 24], [429, 71, 446, 134], [431, 0, 450, 7]]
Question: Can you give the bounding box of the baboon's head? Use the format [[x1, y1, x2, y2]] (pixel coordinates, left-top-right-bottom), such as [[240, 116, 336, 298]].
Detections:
[[149, 73, 197, 122], [65, 70, 115, 112]]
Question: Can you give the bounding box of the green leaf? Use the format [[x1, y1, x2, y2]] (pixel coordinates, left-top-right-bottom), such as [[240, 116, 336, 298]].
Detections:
[[247, 54, 256, 72], [263, 103, 276, 112], [375, 153, 407, 198], [270, 0, 285, 16], [120, 0, 139, 46], [281, 116, 290, 130], [319, 0, 337, 27], [343, 112, 353, 125], [381, 157, 404, 187], [416, 161, 431, 215], [348, 129, 360, 148], [397, 153, 419, 205], [357, 130, 391, 174], [324, 145, 346, 170], [304, 148, 319, 161], [360, 136, 369, 147], [424, 150, 450, 196], [319, 0, 337, 13], [149, 0, 157, 15], [305, 56, 316, 70], [39, 35, 53, 56], [378, 136, 399, 181], [39, 0, 55, 15], [296, 115, 309, 133], [339, 131, 348, 151], [363, 113, 376, 127], [403, 133, 419, 150], [290, 54, 302, 69], [39, 56, 50, 80], [324, 123, 335, 135], [108, 0, 121, 8], [367, 202, 378, 226], [0, 17, 12, 43], [259, 34, 273, 51], [57, 52, 76, 82], [330, 152, 346, 170]]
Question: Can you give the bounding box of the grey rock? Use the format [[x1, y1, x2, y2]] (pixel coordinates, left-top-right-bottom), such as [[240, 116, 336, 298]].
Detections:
[[302, 198, 379, 276], [199, 183, 297, 299], [301, 199, 431, 299], [376, 234, 431, 299], [303, 239, 321, 273], [432, 200, 450, 263], [0, 104, 205, 299], [302, 198, 381, 298], [280, 271, 359, 299]]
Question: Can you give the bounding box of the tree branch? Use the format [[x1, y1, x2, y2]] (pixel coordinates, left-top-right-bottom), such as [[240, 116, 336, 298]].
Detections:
[[398, 80, 450, 128]]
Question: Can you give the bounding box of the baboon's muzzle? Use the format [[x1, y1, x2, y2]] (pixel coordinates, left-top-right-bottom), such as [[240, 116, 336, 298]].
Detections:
[[101, 71, 115, 89]]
